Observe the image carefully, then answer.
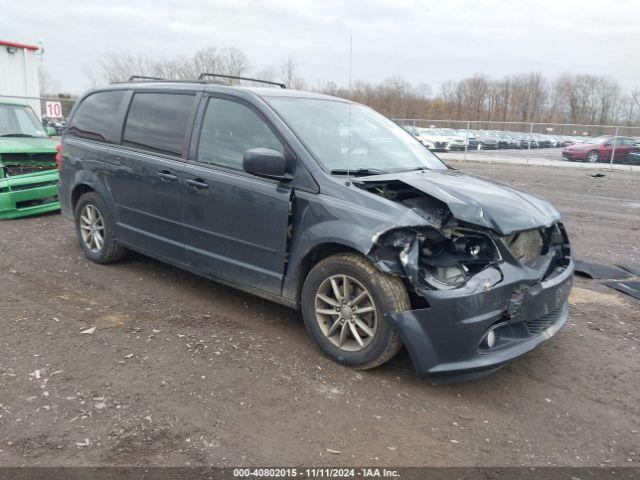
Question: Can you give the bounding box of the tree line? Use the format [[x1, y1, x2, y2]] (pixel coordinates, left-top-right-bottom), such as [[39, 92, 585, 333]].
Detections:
[[42, 47, 640, 127]]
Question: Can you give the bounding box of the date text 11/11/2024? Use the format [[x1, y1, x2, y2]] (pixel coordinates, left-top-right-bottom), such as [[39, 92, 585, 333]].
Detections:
[[232, 468, 400, 478]]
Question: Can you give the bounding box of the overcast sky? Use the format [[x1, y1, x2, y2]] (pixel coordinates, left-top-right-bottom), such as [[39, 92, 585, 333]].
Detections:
[[2, 0, 639, 94]]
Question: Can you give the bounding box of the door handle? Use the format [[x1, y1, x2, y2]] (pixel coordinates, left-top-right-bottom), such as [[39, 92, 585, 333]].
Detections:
[[157, 171, 178, 182], [185, 178, 209, 189]]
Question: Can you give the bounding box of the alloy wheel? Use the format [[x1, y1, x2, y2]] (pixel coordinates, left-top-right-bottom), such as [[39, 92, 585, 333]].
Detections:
[[79, 204, 105, 253], [587, 151, 599, 163], [314, 274, 378, 352]]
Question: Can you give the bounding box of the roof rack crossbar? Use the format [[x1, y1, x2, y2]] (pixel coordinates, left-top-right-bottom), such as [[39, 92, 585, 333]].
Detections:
[[198, 73, 286, 89], [128, 75, 166, 81]]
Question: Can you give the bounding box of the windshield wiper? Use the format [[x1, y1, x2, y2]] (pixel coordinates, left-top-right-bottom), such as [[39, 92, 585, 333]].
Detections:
[[1, 133, 37, 138], [330, 168, 386, 176]]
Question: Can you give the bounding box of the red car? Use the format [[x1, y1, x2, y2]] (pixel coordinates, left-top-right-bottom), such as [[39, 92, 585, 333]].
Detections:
[[562, 136, 635, 163]]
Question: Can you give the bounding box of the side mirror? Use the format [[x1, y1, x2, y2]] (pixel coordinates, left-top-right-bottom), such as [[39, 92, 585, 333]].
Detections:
[[46, 126, 56, 137], [243, 148, 292, 182]]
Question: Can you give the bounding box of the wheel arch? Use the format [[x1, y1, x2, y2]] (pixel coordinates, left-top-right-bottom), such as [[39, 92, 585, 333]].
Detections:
[[69, 170, 113, 215], [71, 183, 96, 212], [292, 242, 363, 309]]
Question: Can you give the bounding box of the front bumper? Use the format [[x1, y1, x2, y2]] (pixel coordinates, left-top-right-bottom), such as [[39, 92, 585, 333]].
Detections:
[[0, 170, 60, 219], [447, 143, 466, 151], [390, 260, 574, 382], [562, 150, 586, 161]]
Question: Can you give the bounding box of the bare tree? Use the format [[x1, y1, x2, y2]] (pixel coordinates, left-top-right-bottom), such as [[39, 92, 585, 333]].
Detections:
[[280, 55, 306, 89], [82, 47, 639, 127], [38, 66, 60, 96]]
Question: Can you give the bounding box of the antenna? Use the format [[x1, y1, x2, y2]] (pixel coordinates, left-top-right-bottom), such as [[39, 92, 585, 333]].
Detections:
[[346, 36, 353, 186]]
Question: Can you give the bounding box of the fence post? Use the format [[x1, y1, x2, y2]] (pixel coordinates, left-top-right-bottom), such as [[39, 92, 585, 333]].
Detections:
[[463, 120, 470, 161], [609, 126, 618, 169], [527, 122, 534, 166]]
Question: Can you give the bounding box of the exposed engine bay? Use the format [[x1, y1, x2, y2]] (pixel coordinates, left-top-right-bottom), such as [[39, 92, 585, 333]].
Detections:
[[358, 179, 571, 291]]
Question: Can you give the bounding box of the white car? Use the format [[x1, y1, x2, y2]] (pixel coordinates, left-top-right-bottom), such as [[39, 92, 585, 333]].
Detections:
[[418, 128, 465, 152]]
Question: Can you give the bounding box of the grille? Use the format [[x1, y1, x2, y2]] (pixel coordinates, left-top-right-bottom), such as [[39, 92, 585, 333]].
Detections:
[[2, 153, 56, 163], [525, 308, 561, 335], [5, 165, 57, 176], [16, 195, 58, 209], [9, 180, 59, 192]]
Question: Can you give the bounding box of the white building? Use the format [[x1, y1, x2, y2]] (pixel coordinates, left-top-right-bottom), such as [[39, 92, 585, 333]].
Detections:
[[0, 39, 41, 117]]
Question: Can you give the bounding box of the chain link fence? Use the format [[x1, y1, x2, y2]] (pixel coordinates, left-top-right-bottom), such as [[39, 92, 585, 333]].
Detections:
[[2, 92, 639, 170], [395, 119, 640, 170]]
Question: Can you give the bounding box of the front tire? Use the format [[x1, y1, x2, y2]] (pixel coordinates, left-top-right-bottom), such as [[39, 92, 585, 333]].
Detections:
[[586, 150, 600, 163], [74, 192, 126, 264], [301, 253, 409, 370]]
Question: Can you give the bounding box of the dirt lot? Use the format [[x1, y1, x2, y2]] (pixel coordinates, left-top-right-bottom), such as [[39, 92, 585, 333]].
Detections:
[[0, 162, 639, 467]]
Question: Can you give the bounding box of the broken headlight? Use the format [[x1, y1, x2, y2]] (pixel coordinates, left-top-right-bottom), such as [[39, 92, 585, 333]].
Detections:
[[420, 232, 500, 289], [503, 229, 544, 268]]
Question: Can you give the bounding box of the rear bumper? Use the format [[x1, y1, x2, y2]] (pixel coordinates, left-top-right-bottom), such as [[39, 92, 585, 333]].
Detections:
[[390, 260, 574, 383], [0, 170, 60, 219]]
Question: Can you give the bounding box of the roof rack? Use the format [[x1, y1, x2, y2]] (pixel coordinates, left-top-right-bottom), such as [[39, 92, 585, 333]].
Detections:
[[128, 75, 166, 81], [198, 73, 286, 89], [121, 74, 287, 89]]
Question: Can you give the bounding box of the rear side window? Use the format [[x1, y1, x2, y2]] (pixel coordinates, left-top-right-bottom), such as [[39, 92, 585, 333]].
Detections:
[[196, 97, 283, 170], [123, 93, 195, 156], [68, 90, 125, 143]]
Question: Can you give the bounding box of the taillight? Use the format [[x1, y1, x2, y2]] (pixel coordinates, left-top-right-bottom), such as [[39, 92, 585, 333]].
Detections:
[[55, 144, 62, 170]]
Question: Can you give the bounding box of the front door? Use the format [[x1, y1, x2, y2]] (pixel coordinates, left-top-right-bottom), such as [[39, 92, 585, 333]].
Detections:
[[182, 96, 291, 295]]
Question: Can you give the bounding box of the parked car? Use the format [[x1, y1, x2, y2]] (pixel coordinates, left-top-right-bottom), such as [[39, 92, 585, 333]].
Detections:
[[53, 119, 67, 136], [455, 129, 481, 150], [562, 135, 635, 163], [475, 131, 499, 149], [628, 142, 640, 164], [418, 128, 465, 152], [0, 100, 60, 219], [557, 136, 575, 147], [532, 134, 551, 148], [402, 125, 435, 150], [431, 128, 467, 151], [487, 131, 514, 149], [58, 79, 573, 382]]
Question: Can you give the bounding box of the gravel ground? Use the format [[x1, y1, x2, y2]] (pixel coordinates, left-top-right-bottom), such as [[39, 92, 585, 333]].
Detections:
[[0, 162, 639, 467]]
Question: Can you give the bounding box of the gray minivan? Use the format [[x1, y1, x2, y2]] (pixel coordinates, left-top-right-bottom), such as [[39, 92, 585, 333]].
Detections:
[[58, 77, 573, 382]]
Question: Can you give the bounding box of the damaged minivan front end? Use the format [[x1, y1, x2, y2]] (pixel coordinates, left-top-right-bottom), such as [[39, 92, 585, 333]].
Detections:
[[358, 169, 573, 382]]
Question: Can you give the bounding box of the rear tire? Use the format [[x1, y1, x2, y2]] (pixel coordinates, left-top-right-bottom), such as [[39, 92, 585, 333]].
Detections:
[[586, 150, 600, 163], [301, 253, 409, 370], [74, 192, 126, 264]]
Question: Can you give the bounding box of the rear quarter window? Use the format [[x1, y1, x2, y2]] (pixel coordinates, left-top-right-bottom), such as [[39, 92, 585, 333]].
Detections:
[[68, 90, 126, 143], [122, 93, 196, 157]]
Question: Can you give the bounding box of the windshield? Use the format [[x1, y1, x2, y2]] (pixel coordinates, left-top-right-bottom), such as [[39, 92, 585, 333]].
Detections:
[[0, 104, 47, 138], [266, 97, 447, 173], [586, 136, 608, 144]]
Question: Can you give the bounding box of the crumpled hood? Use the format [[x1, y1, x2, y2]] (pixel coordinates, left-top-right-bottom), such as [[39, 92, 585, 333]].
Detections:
[[360, 169, 561, 235]]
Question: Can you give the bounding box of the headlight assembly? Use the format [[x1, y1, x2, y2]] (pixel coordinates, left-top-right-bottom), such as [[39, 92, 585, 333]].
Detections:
[[420, 231, 500, 289]]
